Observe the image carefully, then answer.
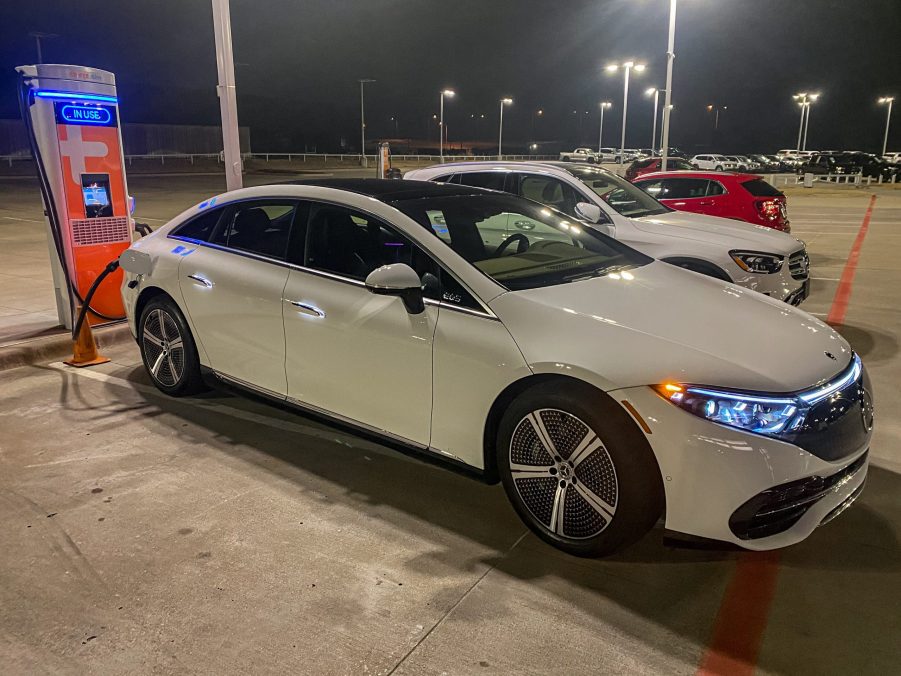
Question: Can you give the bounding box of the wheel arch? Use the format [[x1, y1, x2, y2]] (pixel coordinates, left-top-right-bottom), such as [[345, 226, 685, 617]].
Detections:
[[660, 256, 732, 282], [482, 373, 649, 484]]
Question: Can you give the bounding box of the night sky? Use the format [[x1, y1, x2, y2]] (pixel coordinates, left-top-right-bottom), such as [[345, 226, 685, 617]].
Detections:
[[1, 0, 899, 154]]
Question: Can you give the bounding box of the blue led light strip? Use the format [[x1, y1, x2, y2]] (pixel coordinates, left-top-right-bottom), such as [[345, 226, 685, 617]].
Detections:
[[34, 90, 118, 104]]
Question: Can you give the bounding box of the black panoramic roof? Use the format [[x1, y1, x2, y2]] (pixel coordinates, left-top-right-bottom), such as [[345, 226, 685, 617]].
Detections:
[[286, 178, 488, 201]]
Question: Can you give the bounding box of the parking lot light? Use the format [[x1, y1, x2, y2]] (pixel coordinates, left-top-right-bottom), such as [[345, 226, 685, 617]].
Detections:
[[646, 88, 660, 152], [358, 78, 375, 168], [498, 97, 513, 159], [439, 89, 455, 163], [660, 0, 677, 170], [598, 101, 612, 155], [793, 92, 820, 152], [879, 97, 895, 158], [606, 61, 646, 165]]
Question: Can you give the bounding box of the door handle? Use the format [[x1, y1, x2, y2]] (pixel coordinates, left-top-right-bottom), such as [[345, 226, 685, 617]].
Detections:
[[187, 274, 213, 288], [698, 200, 714, 206], [286, 300, 326, 318]]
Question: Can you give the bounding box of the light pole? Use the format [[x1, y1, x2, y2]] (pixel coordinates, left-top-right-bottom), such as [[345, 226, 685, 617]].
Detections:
[[606, 60, 646, 165], [598, 102, 612, 155], [706, 104, 727, 130], [660, 0, 677, 168], [211, 0, 243, 191], [531, 108, 543, 140], [28, 32, 58, 64], [793, 92, 819, 152], [390, 115, 398, 136], [439, 89, 455, 162], [498, 98, 513, 159], [358, 78, 375, 167], [879, 97, 894, 158], [646, 88, 660, 152]]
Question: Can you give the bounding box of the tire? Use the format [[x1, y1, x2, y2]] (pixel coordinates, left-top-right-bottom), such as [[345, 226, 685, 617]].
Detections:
[[587, 157, 596, 164], [715, 165, 723, 171], [138, 296, 206, 396], [497, 381, 664, 557], [561, 156, 570, 162]]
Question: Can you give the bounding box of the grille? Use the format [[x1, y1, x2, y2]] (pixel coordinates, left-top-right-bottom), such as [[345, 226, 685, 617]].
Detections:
[[788, 249, 809, 280], [71, 216, 131, 246]]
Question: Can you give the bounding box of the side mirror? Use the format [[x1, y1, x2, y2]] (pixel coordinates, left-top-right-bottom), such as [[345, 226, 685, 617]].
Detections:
[[365, 263, 425, 314], [575, 201, 606, 224]]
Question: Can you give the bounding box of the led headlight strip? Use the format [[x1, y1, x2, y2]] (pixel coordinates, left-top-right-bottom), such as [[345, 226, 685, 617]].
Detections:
[[654, 354, 861, 438]]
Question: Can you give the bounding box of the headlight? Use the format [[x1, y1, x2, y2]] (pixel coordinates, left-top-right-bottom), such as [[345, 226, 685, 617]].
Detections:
[[729, 250, 784, 274], [653, 384, 805, 436], [653, 355, 864, 439]]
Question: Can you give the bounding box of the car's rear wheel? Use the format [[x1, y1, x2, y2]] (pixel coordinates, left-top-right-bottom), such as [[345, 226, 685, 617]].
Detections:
[[715, 165, 724, 171], [139, 297, 206, 396], [497, 382, 664, 557]]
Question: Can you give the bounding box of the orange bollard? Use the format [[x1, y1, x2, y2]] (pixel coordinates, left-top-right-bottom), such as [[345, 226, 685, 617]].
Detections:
[[65, 308, 110, 368]]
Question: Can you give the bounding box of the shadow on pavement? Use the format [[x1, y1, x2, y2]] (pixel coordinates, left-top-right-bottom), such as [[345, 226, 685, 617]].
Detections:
[[54, 360, 901, 675]]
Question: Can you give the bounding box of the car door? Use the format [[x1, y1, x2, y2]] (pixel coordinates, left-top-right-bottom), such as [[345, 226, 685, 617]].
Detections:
[[281, 201, 436, 446], [657, 178, 716, 215], [702, 179, 733, 219], [176, 199, 300, 396]]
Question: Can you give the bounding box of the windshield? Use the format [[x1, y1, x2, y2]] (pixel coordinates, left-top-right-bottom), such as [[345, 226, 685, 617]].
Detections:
[[391, 193, 652, 291], [563, 165, 670, 218]]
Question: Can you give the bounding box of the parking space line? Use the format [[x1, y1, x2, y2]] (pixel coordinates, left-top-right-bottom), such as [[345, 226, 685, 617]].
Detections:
[[696, 195, 878, 676], [827, 194, 877, 326]]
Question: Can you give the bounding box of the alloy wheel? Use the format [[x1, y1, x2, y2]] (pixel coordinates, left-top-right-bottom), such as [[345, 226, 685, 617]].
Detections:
[[142, 308, 185, 387], [509, 408, 618, 539]]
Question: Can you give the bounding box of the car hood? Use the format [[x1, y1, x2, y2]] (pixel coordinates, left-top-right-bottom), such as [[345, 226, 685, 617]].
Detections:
[[631, 210, 802, 254], [490, 260, 851, 392]]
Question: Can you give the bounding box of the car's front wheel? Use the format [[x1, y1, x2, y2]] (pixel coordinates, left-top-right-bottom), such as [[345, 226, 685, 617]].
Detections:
[[497, 382, 664, 557], [139, 296, 206, 396]]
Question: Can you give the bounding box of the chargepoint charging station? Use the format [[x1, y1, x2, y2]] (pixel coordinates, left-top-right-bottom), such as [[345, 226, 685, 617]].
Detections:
[[16, 63, 134, 330]]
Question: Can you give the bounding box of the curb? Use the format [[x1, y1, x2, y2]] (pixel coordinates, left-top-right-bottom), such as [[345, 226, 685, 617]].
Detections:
[[0, 322, 134, 372]]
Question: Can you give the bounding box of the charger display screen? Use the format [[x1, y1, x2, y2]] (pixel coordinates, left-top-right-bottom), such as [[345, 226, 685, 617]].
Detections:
[[81, 174, 113, 218]]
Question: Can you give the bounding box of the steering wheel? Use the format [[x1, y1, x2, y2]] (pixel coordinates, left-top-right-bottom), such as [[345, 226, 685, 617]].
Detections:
[[495, 233, 530, 256]]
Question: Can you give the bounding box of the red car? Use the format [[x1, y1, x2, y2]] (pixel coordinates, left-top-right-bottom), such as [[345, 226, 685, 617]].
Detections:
[[625, 157, 696, 181], [632, 171, 790, 232]]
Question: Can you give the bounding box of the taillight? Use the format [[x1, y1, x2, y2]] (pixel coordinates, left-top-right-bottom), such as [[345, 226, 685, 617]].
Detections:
[[756, 199, 782, 221]]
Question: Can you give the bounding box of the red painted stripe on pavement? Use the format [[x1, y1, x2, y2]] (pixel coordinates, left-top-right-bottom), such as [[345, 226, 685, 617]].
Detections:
[[696, 551, 781, 676], [696, 194, 877, 676], [827, 194, 877, 326]]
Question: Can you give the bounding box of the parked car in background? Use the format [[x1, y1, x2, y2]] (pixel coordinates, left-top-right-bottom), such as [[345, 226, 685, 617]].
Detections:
[[799, 152, 899, 180], [633, 171, 791, 232], [598, 147, 619, 162], [559, 147, 598, 163], [883, 151, 901, 164], [749, 155, 781, 172], [625, 157, 696, 181], [724, 156, 750, 171], [691, 154, 738, 171], [405, 161, 809, 304]]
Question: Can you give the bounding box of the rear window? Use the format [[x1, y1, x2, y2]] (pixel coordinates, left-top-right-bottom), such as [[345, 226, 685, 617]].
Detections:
[[741, 179, 783, 197], [634, 159, 655, 169]]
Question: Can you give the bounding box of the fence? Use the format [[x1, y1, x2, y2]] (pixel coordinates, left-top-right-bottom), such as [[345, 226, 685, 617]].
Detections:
[[767, 172, 898, 188], [0, 151, 561, 169]]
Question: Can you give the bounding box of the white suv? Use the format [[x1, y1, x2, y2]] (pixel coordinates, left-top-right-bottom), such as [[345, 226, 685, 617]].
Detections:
[[404, 161, 810, 304], [690, 154, 738, 171]]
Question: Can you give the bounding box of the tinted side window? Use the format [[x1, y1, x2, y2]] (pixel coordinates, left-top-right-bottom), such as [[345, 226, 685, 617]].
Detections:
[[706, 180, 726, 196], [430, 174, 456, 183], [634, 179, 664, 198], [214, 201, 298, 260], [661, 178, 709, 199], [305, 204, 431, 281], [172, 208, 225, 242], [517, 174, 580, 216], [455, 172, 508, 191]]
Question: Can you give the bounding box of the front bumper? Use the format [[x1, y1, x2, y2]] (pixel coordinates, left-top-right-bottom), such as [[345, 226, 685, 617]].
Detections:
[[614, 385, 871, 550]]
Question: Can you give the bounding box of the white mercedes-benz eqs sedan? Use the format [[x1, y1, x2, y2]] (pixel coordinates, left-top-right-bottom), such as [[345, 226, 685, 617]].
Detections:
[[120, 179, 872, 556]]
